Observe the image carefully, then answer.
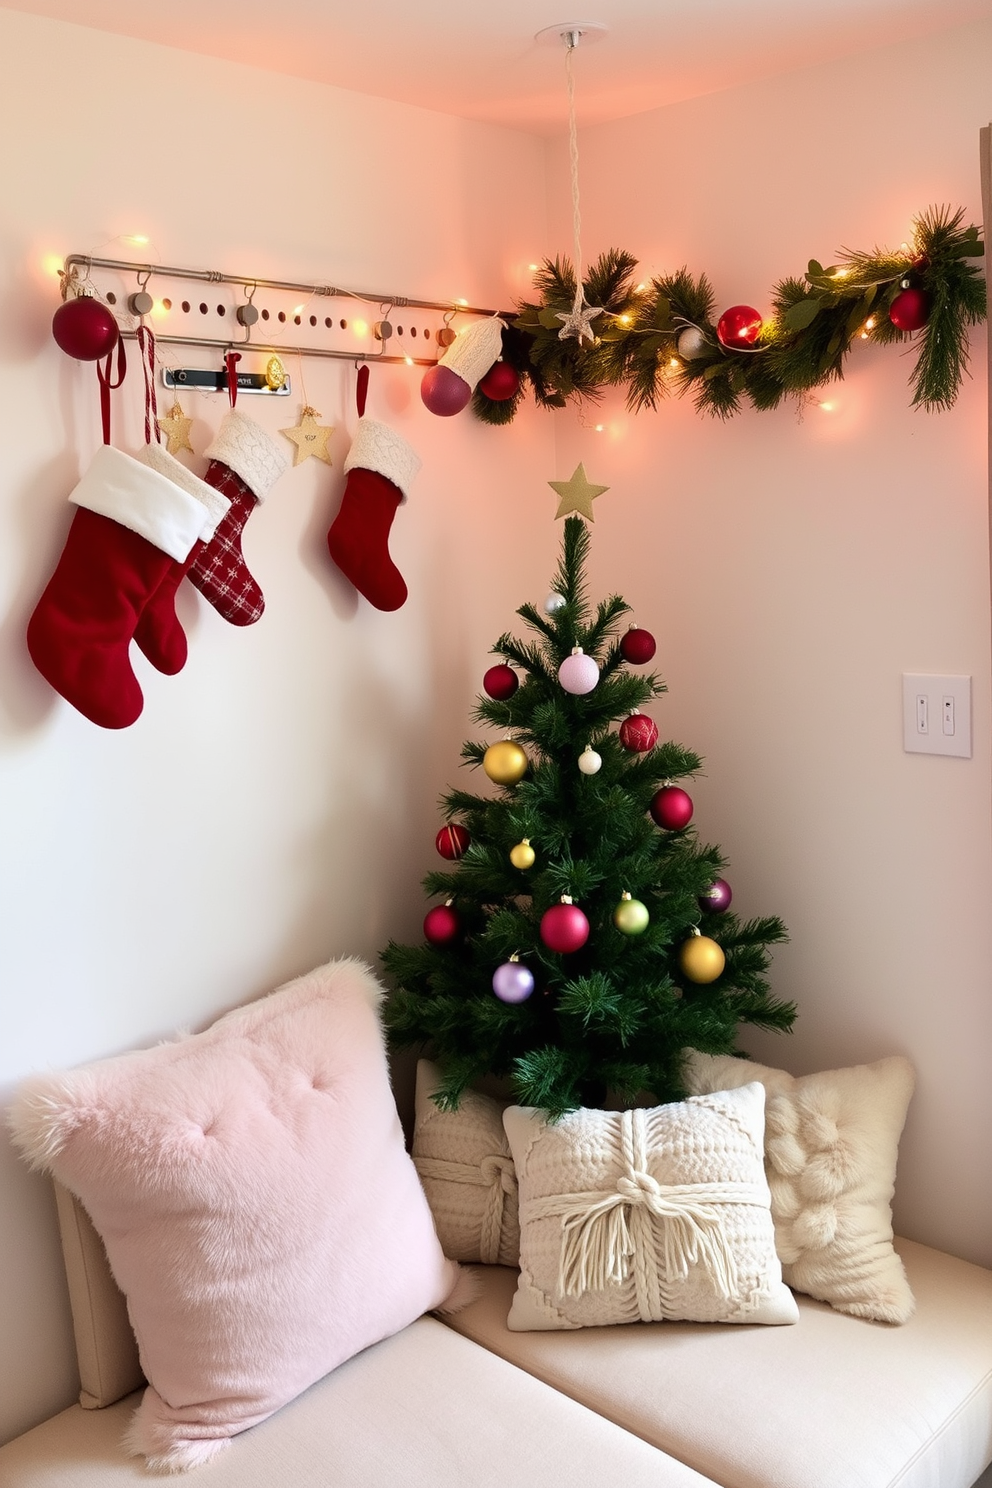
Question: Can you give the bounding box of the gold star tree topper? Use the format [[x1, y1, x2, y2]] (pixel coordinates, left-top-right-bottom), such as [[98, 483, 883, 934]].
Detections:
[[156, 401, 195, 456], [281, 407, 334, 466], [548, 463, 609, 521]]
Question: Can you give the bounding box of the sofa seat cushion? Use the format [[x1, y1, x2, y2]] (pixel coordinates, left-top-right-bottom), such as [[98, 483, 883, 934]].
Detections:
[[441, 1240, 992, 1488], [0, 1317, 721, 1488]]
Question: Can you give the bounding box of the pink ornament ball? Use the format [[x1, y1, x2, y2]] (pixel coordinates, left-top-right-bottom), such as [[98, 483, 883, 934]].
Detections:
[[716, 304, 763, 349], [888, 287, 930, 332], [619, 627, 657, 664], [424, 903, 460, 945], [483, 663, 519, 700], [699, 878, 733, 914], [479, 361, 521, 401], [435, 823, 471, 860], [52, 296, 120, 361], [650, 785, 693, 830], [492, 960, 535, 1003], [540, 901, 590, 954], [619, 712, 658, 752], [558, 649, 600, 695], [421, 364, 471, 416]]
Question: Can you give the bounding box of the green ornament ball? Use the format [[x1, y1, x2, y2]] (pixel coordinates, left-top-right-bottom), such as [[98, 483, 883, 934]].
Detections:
[[613, 894, 650, 935]]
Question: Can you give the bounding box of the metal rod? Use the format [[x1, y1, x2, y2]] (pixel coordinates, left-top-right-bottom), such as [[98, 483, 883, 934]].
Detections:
[[120, 328, 439, 367]]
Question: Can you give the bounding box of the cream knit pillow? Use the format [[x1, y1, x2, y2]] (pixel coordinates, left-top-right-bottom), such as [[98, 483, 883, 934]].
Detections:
[[683, 1051, 916, 1323], [502, 1083, 798, 1331], [413, 1060, 520, 1265]]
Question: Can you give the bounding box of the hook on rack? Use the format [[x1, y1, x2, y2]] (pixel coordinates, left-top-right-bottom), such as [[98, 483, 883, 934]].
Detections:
[[236, 282, 259, 339], [373, 300, 394, 348], [127, 268, 154, 320]]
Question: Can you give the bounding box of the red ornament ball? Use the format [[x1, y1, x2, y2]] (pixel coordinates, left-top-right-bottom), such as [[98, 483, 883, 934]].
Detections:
[[478, 360, 520, 401], [699, 878, 733, 914], [716, 304, 763, 349], [421, 364, 471, 416], [540, 900, 590, 954], [888, 287, 930, 332], [435, 823, 471, 860], [619, 712, 658, 753], [619, 627, 656, 665], [650, 785, 693, 831], [424, 903, 460, 945], [483, 663, 519, 700], [52, 296, 120, 361]]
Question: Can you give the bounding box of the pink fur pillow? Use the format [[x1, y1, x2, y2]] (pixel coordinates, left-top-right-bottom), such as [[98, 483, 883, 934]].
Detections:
[[9, 959, 464, 1472]]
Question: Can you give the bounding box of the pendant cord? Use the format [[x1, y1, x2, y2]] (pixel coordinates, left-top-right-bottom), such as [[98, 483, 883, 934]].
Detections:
[[565, 33, 585, 317]]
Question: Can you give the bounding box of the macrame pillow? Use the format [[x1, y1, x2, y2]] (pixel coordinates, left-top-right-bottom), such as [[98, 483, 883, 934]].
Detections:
[[8, 959, 464, 1472], [413, 1059, 520, 1265], [502, 1083, 798, 1331], [683, 1051, 916, 1324]]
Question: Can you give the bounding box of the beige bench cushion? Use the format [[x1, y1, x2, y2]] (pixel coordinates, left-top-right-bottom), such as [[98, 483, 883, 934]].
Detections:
[[442, 1240, 992, 1488], [0, 1317, 719, 1488]]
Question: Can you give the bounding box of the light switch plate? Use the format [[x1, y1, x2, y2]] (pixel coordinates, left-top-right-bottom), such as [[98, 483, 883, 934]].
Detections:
[[902, 674, 972, 758]]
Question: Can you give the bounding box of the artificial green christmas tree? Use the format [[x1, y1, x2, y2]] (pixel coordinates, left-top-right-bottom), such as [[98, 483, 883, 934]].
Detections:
[[383, 516, 794, 1119]]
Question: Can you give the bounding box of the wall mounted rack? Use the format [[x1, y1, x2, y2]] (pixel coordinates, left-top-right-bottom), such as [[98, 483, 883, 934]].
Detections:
[[62, 254, 505, 380]]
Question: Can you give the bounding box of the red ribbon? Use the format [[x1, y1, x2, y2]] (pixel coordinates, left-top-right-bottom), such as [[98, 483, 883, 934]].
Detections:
[[225, 351, 241, 408], [356, 363, 369, 418], [96, 338, 127, 446]]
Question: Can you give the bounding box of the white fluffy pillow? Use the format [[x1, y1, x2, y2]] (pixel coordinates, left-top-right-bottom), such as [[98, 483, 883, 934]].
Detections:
[[683, 1051, 916, 1323], [412, 1059, 520, 1265], [502, 1084, 798, 1331]]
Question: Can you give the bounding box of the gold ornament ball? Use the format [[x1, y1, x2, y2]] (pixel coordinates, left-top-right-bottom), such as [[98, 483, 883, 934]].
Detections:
[[678, 934, 726, 984], [613, 895, 649, 935], [510, 838, 536, 870], [483, 740, 529, 785]]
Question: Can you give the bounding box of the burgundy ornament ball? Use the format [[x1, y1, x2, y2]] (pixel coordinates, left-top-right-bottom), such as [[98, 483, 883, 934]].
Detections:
[[558, 648, 600, 696], [888, 287, 930, 332], [478, 360, 520, 401], [52, 296, 120, 361], [619, 627, 657, 665], [435, 822, 471, 860], [650, 785, 694, 830], [716, 304, 763, 349], [483, 663, 519, 700], [540, 900, 590, 954], [424, 903, 460, 945], [492, 959, 535, 1003], [421, 363, 472, 416], [699, 878, 733, 914], [619, 712, 658, 753]]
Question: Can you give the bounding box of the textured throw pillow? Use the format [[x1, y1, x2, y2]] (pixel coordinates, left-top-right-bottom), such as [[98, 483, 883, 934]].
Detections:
[[502, 1083, 799, 1331], [412, 1059, 520, 1265], [683, 1051, 916, 1323], [9, 959, 464, 1472]]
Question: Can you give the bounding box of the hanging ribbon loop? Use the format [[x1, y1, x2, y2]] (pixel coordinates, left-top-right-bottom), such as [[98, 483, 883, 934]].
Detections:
[[96, 338, 127, 446], [224, 350, 242, 408]]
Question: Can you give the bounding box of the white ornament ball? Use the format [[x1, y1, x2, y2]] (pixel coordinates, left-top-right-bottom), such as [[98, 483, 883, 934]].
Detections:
[[544, 591, 567, 614], [578, 745, 602, 775], [558, 647, 599, 696], [677, 326, 708, 361]]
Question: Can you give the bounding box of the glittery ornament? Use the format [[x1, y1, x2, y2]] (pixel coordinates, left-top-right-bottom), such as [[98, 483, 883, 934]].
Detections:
[[558, 647, 600, 695], [544, 592, 567, 614], [677, 326, 708, 361]]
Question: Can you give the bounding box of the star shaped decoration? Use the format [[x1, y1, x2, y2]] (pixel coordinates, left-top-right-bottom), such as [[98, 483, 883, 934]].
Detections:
[[548, 463, 610, 522], [156, 400, 194, 456], [281, 407, 334, 466], [556, 301, 603, 344]]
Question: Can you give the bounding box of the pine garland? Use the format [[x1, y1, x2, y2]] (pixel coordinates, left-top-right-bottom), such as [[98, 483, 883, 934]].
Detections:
[[474, 206, 985, 425]]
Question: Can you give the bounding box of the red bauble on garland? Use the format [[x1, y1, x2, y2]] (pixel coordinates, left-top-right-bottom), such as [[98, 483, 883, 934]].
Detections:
[[888, 286, 930, 332], [619, 711, 658, 753], [619, 626, 656, 664], [478, 361, 521, 401], [483, 663, 519, 700], [424, 902, 460, 945], [716, 305, 763, 348], [52, 296, 120, 361], [540, 898, 590, 954], [650, 785, 693, 830], [435, 822, 471, 859]]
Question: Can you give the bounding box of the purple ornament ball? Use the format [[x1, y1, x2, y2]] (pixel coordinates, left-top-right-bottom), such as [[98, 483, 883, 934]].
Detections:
[[699, 878, 732, 914], [421, 364, 471, 416], [492, 960, 535, 1003]]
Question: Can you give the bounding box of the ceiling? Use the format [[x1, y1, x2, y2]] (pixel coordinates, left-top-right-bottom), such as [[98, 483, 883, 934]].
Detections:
[[6, 0, 991, 133]]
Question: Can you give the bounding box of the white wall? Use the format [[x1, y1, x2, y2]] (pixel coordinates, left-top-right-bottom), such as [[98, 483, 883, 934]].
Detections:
[[0, 8, 555, 1442], [548, 19, 992, 1267]]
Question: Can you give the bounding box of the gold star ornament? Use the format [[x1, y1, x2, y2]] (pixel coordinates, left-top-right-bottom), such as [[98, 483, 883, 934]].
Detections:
[[156, 400, 195, 456], [548, 463, 609, 521], [281, 407, 334, 466]]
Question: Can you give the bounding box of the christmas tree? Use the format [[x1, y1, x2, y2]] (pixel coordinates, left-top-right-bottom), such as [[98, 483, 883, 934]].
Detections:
[[382, 517, 794, 1119]]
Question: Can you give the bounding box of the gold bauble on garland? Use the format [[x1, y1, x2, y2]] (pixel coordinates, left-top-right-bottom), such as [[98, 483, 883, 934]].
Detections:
[[678, 930, 726, 984], [483, 740, 529, 785]]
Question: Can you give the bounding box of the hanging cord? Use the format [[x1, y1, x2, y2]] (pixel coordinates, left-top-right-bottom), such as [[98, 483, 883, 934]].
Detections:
[[565, 32, 585, 321], [224, 350, 241, 408], [96, 338, 127, 446], [136, 324, 159, 445]]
